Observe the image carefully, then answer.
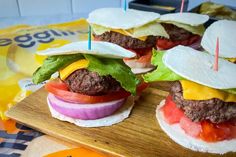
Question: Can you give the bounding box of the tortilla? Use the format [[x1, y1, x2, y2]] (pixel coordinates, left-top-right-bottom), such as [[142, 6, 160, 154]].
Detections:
[[156, 100, 236, 154], [164, 46, 236, 89], [36, 41, 136, 59], [201, 20, 236, 58], [87, 8, 160, 29], [47, 96, 134, 127], [160, 13, 209, 26]]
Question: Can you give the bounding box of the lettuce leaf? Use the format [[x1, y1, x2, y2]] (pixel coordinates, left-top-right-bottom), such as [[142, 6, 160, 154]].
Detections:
[[33, 54, 139, 95], [143, 50, 183, 82], [84, 54, 140, 95], [32, 54, 83, 84], [223, 89, 236, 95], [158, 20, 205, 36]]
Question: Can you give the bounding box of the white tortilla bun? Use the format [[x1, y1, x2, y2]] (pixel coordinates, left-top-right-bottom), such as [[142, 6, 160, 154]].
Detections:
[[87, 8, 160, 29], [164, 45, 236, 89], [156, 100, 236, 154], [47, 96, 135, 128], [36, 41, 136, 59], [201, 20, 236, 58], [160, 13, 209, 26]]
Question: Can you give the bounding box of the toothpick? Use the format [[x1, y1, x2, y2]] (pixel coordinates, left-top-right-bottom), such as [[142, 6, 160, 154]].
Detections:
[[214, 37, 219, 71], [88, 25, 91, 50], [180, 0, 184, 13], [124, 0, 127, 12]]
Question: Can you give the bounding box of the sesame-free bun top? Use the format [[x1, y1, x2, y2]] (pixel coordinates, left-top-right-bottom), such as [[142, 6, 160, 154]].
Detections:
[[160, 13, 209, 26], [87, 8, 160, 29], [163, 45, 236, 89], [36, 41, 136, 59], [201, 20, 236, 58]]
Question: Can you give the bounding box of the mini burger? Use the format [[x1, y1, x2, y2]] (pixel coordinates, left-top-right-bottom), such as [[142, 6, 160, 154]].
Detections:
[[32, 41, 147, 127], [156, 13, 209, 50], [87, 8, 165, 74], [201, 20, 236, 63], [143, 46, 236, 154]]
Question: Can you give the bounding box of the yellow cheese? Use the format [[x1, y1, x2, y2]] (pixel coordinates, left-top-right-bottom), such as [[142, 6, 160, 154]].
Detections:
[[227, 58, 236, 63], [111, 29, 147, 41], [59, 59, 89, 80], [180, 80, 236, 102]]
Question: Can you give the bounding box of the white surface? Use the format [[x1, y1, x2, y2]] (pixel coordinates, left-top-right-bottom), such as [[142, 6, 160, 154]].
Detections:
[[48, 96, 135, 128], [87, 8, 160, 29], [0, 0, 19, 17], [164, 45, 236, 89], [36, 41, 136, 58], [160, 13, 209, 26], [201, 20, 236, 58], [156, 100, 236, 154], [18, 0, 72, 16]]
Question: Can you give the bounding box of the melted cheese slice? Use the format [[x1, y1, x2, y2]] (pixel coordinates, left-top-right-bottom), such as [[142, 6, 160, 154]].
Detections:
[[180, 80, 236, 102], [59, 59, 89, 80], [112, 29, 147, 41]]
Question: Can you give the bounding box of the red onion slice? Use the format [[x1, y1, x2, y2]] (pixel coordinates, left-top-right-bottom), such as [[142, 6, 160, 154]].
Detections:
[[48, 93, 126, 120]]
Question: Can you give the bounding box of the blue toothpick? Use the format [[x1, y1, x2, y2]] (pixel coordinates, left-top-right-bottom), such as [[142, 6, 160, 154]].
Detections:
[[88, 25, 91, 50], [124, 0, 127, 11]]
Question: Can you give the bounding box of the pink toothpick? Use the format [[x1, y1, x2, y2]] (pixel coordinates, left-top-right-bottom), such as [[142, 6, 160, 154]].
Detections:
[[180, 0, 184, 13], [214, 37, 219, 71]]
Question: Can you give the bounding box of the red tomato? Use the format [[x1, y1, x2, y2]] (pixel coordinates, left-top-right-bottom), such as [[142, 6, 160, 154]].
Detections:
[[180, 115, 202, 138], [156, 35, 201, 50], [161, 95, 184, 124], [45, 80, 148, 104], [200, 121, 232, 142]]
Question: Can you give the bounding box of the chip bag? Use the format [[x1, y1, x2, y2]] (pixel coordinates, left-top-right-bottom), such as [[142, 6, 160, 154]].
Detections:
[[0, 19, 88, 120]]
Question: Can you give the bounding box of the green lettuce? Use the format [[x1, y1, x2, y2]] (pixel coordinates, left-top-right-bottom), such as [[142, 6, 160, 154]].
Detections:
[[32, 54, 139, 95], [143, 50, 183, 82], [32, 54, 83, 84], [223, 89, 236, 95], [158, 20, 205, 36], [84, 54, 140, 95]]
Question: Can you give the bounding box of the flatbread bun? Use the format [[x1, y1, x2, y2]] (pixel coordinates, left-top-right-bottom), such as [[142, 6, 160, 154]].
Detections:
[[47, 96, 135, 127], [164, 45, 236, 89], [201, 20, 236, 58], [87, 8, 160, 29], [156, 100, 236, 154], [36, 41, 136, 59], [160, 13, 209, 26]]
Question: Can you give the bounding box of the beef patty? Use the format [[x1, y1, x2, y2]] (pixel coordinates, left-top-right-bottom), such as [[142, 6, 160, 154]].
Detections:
[[161, 23, 194, 41], [93, 31, 156, 49], [64, 69, 122, 96], [170, 81, 236, 124]]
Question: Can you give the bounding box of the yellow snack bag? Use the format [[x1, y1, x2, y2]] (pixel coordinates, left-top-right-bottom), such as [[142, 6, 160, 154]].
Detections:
[[0, 19, 88, 120]]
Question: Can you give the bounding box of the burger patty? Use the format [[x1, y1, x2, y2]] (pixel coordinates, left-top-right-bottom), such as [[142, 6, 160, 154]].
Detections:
[[64, 69, 122, 96], [93, 31, 156, 49], [170, 81, 236, 124], [161, 23, 194, 41]]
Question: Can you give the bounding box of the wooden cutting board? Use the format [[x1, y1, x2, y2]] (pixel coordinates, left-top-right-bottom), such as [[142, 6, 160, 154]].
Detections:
[[6, 82, 236, 157]]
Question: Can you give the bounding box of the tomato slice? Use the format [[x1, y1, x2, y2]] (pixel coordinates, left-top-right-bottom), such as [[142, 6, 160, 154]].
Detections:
[[180, 115, 202, 138], [45, 80, 148, 104], [156, 35, 201, 50], [161, 95, 184, 124], [162, 95, 236, 142]]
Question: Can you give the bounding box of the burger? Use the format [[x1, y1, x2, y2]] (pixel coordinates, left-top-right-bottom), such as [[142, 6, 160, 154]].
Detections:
[[201, 20, 236, 63], [156, 13, 209, 50], [32, 41, 147, 127], [87, 8, 164, 74], [143, 45, 236, 154]]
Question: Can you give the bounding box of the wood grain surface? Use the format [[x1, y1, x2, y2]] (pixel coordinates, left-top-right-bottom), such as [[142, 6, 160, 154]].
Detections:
[[6, 82, 236, 157]]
